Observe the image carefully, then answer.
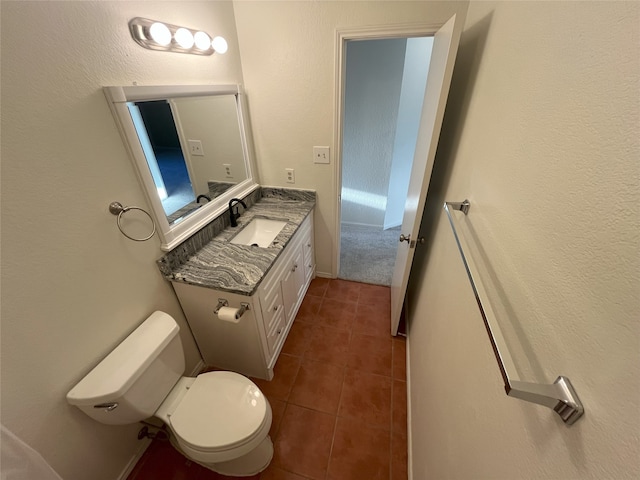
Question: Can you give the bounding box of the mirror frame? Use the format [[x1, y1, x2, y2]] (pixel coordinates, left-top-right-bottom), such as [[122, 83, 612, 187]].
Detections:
[[104, 84, 259, 250]]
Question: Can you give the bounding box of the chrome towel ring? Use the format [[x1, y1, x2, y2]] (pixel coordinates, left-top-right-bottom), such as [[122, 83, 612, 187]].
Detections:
[[109, 201, 156, 242]]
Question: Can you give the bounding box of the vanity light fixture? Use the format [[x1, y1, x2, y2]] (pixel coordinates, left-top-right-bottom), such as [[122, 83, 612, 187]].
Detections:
[[174, 28, 195, 49], [211, 36, 228, 54], [129, 17, 227, 56]]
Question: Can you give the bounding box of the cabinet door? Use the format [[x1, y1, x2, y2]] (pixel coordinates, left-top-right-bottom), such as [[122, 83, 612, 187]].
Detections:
[[281, 245, 304, 322]]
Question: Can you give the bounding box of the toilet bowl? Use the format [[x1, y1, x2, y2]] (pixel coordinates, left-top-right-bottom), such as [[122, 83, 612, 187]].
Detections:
[[156, 373, 273, 475], [66, 311, 273, 477]]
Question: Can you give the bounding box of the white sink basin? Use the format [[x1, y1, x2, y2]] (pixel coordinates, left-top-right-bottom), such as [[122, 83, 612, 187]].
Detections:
[[230, 218, 287, 248]]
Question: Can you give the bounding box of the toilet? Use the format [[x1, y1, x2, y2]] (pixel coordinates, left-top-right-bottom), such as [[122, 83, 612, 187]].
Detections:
[[66, 311, 273, 477]]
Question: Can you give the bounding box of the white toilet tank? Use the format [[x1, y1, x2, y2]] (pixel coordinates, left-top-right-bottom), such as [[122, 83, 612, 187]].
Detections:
[[67, 311, 186, 425]]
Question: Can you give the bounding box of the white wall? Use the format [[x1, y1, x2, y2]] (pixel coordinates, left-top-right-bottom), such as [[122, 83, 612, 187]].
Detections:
[[341, 38, 406, 228], [408, 1, 640, 478], [0, 2, 243, 479], [384, 36, 433, 230], [233, 0, 470, 276]]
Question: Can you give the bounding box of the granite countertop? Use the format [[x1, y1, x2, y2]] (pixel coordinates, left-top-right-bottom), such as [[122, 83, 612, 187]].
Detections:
[[158, 189, 315, 296]]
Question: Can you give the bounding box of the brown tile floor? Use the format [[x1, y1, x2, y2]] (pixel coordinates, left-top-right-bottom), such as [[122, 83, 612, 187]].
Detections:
[[128, 278, 407, 480]]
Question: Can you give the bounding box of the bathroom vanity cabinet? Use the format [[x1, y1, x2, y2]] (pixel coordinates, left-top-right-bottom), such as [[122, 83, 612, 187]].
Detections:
[[171, 212, 315, 380]]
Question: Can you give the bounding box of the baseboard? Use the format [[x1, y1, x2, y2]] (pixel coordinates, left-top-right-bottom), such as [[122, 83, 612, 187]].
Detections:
[[117, 437, 152, 480], [340, 220, 383, 228], [315, 271, 334, 279], [406, 333, 413, 480]]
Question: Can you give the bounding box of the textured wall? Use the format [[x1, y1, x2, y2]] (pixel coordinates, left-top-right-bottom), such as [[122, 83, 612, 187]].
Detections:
[[233, 1, 470, 276], [0, 2, 243, 479], [341, 38, 406, 228], [408, 1, 640, 478]]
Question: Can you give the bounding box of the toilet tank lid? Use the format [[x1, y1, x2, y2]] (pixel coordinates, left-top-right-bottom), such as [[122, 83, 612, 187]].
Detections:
[[66, 311, 180, 406]]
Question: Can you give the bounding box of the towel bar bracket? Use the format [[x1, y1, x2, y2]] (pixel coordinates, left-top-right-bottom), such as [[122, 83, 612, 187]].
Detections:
[[508, 377, 584, 425], [448, 199, 470, 215]]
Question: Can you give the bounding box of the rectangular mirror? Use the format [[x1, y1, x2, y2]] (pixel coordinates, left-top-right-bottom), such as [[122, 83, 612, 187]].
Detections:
[[104, 85, 259, 250]]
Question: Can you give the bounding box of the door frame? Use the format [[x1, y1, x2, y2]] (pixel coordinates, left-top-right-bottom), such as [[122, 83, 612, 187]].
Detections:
[[332, 24, 447, 278]]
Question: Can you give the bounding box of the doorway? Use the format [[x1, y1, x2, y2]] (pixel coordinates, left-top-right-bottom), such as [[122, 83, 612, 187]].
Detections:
[[334, 16, 464, 334], [133, 101, 195, 217], [339, 36, 434, 286]]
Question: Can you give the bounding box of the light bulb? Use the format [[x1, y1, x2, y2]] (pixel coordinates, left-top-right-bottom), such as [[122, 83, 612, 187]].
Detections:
[[194, 31, 211, 51], [149, 22, 171, 46], [212, 36, 228, 54], [174, 28, 194, 49]]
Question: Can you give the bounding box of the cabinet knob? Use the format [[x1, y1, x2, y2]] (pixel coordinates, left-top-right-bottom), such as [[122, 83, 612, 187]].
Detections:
[[273, 305, 278, 312], [292, 263, 298, 272], [307, 243, 311, 247], [277, 329, 282, 335]]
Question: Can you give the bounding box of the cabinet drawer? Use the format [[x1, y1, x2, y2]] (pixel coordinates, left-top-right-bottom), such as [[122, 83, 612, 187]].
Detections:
[[266, 308, 286, 354], [303, 233, 313, 266], [301, 220, 314, 280], [261, 282, 283, 333]]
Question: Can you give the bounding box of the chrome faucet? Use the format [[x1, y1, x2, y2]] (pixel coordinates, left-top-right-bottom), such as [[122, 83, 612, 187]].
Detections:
[[228, 198, 247, 227]]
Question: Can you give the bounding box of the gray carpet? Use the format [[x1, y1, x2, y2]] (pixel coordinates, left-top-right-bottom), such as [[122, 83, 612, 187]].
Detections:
[[339, 224, 400, 286]]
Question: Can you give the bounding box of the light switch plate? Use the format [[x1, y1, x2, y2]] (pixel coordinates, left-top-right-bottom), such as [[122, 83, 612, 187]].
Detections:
[[313, 146, 330, 164]]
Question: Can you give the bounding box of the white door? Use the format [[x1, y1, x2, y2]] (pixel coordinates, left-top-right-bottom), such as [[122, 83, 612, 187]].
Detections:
[[390, 14, 463, 335]]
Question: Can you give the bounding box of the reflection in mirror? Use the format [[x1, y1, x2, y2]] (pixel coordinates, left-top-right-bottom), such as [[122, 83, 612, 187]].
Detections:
[[128, 95, 248, 225], [104, 85, 258, 250], [129, 100, 194, 219]]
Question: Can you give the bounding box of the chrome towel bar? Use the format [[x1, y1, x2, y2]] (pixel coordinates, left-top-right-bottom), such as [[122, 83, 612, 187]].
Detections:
[[444, 200, 584, 425]]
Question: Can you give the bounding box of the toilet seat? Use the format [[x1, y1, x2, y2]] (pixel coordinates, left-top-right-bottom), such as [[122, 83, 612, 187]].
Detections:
[[169, 371, 269, 455]]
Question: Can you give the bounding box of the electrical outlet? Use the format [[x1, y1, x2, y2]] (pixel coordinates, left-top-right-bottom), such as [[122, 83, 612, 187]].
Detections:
[[285, 168, 295, 183], [313, 146, 330, 164], [223, 164, 232, 178], [188, 140, 204, 156]]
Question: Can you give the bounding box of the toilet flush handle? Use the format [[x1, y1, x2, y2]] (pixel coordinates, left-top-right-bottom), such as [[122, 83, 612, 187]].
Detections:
[[93, 402, 119, 412]]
